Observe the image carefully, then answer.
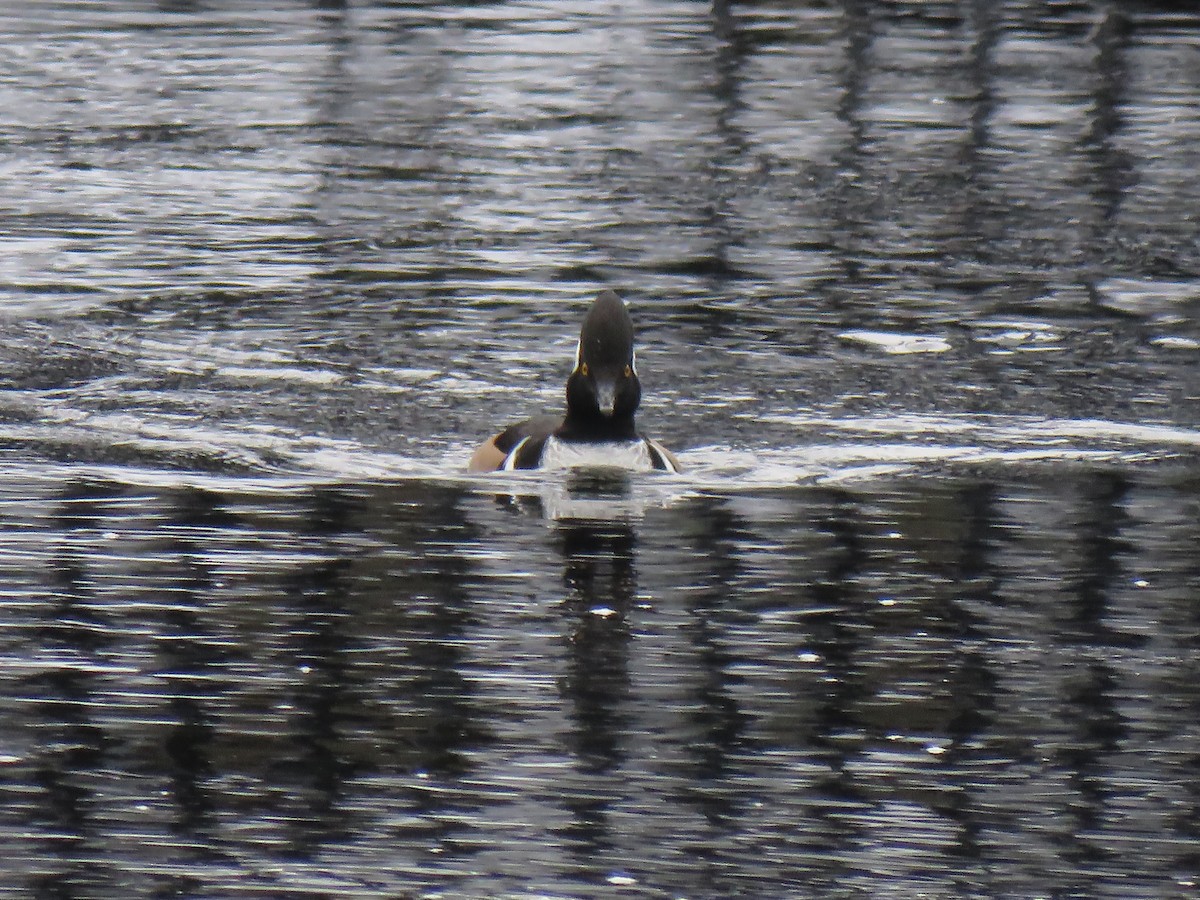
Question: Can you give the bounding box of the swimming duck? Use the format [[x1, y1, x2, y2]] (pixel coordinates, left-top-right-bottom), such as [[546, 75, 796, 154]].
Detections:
[[468, 290, 680, 473]]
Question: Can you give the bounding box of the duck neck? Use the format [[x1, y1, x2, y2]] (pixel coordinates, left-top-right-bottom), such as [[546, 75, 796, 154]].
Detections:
[[557, 410, 639, 442]]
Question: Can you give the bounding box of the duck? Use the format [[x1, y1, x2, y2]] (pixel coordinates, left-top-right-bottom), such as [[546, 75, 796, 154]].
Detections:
[[468, 290, 681, 473]]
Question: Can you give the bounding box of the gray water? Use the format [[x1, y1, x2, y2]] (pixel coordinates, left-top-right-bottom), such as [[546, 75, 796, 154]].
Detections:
[[1, 1, 1199, 897]]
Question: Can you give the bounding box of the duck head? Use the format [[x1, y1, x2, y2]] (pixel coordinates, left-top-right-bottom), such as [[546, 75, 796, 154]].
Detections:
[[564, 290, 642, 428]]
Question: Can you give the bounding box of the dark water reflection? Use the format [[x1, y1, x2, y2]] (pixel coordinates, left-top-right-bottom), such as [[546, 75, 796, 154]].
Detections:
[[2, 469, 1198, 896], [3, 0, 1200, 896]]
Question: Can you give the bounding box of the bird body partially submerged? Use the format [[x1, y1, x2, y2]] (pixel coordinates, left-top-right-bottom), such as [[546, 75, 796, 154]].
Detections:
[[468, 291, 679, 474]]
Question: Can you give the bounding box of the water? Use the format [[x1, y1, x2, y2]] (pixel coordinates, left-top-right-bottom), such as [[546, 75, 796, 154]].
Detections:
[[1, 1, 1199, 896]]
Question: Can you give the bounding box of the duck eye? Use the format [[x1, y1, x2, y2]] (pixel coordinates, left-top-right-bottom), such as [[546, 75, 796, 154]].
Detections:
[[623, 364, 632, 378], [580, 362, 589, 377]]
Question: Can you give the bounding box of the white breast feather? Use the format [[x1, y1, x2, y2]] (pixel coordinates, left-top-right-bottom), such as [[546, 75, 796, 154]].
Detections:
[[539, 437, 655, 472]]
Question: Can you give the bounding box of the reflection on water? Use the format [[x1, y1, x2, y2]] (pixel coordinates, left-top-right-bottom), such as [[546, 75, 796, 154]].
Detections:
[[2, 0, 1200, 895], [0, 0, 1197, 472], [1, 469, 1198, 896]]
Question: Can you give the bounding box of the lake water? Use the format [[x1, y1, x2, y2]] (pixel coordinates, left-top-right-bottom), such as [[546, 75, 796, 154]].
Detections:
[[1, 1, 1199, 897]]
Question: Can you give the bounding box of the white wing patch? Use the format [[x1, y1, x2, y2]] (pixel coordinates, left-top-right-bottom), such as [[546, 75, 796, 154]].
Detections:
[[646, 438, 680, 473], [501, 436, 531, 471]]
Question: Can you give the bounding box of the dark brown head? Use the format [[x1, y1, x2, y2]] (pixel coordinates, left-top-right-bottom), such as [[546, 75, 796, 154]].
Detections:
[[563, 290, 641, 434]]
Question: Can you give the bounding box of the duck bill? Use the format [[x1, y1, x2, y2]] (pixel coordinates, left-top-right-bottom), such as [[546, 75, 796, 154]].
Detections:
[[594, 380, 617, 416]]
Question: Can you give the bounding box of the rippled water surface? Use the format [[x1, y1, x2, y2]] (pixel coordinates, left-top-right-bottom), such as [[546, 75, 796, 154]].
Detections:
[[2, 1, 1200, 897]]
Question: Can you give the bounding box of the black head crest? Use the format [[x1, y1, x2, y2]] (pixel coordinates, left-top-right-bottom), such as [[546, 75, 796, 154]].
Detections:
[[578, 290, 634, 368]]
